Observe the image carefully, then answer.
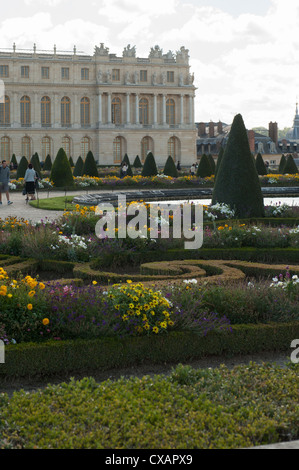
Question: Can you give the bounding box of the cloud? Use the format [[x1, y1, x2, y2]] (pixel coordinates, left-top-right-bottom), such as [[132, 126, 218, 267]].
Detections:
[[24, 0, 64, 6]]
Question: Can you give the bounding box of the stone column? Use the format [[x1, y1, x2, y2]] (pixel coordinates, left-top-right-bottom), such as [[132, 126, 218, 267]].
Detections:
[[162, 94, 166, 125], [98, 92, 102, 125], [189, 95, 193, 125], [33, 92, 38, 128], [126, 93, 130, 124], [135, 93, 139, 124], [107, 93, 112, 124], [153, 94, 157, 126], [12, 92, 19, 128], [180, 94, 184, 125]]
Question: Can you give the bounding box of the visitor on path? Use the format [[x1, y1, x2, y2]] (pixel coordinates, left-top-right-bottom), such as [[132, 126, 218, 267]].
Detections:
[[0, 160, 13, 206], [23, 163, 38, 201], [177, 161, 181, 171], [190, 163, 196, 176], [120, 162, 128, 178]]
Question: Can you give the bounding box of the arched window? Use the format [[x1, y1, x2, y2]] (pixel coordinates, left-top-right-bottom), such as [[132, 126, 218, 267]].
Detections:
[[141, 136, 151, 163], [112, 97, 121, 125], [113, 136, 122, 164], [139, 98, 148, 125], [61, 96, 71, 127], [81, 136, 90, 158], [22, 136, 31, 159], [0, 96, 10, 126], [168, 137, 179, 162], [62, 136, 71, 158], [41, 96, 51, 127], [0, 137, 10, 159], [80, 97, 90, 127], [20, 96, 31, 127], [166, 99, 175, 125], [42, 136, 51, 161]]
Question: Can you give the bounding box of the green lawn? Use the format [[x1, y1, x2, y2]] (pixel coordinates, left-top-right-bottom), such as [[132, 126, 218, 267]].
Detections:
[[29, 196, 76, 211]]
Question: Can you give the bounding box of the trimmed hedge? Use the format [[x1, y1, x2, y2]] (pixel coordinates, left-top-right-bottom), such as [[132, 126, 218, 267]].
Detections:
[[1, 321, 298, 378]]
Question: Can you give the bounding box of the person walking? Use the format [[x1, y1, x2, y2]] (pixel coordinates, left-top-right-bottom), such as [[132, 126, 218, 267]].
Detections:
[[120, 162, 128, 179], [23, 163, 37, 201], [0, 160, 13, 205], [190, 163, 196, 176]]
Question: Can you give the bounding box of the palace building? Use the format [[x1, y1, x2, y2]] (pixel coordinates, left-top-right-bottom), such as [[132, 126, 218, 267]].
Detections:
[[0, 42, 197, 165]]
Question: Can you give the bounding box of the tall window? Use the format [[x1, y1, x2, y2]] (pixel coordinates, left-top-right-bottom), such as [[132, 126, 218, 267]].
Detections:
[[41, 96, 51, 127], [113, 136, 122, 163], [0, 96, 10, 126], [112, 97, 121, 125], [141, 137, 150, 163], [168, 137, 178, 161], [140, 70, 147, 82], [80, 97, 90, 127], [139, 98, 148, 125], [167, 71, 174, 82], [0, 65, 9, 77], [0, 137, 10, 159], [81, 68, 89, 80], [112, 69, 120, 81], [42, 136, 51, 161], [22, 136, 31, 159], [41, 67, 49, 79], [81, 137, 90, 159], [21, 66, 29, 78], [62, 136, 71, 158], [166, 99, 175, 125], [20, 96, 31, 127], [61, 67, 69, 80], [61, 97, 71, 127]]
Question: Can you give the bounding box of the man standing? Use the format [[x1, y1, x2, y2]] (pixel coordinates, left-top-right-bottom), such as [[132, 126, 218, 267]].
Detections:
[[0, 160, 13, 205]]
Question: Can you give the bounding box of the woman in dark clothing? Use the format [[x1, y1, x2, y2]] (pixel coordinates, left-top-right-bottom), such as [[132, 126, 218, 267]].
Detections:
[[23, 163, 37, 201]]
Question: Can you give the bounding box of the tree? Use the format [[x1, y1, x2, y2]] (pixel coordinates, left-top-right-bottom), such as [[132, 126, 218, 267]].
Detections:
[[279, 154, 287, 174], [207, 154, 216, 174], [69, 156, 75, 167], [50, 147, 74, 187], [215, 146, 224, 178], [10, 154, 17, 166], [133, 155, 142, 168], [283, 154, 298, 174], [121, 154, 133, 176], [43, 154, 52, 171], [141, 152, 158, 177], [31, 152, 41, 177], [16, 156, 28, 179], [255, 152, 268, 175], [196, 154, 213, 177], [163, 156, 178, 177], [73, 156, 84, 177], [82, 150, 98, 177], [212, 113, 265, 218]]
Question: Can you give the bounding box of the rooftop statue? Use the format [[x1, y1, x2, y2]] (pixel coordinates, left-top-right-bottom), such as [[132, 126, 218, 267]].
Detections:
[[123, 44, 136, 57], [95, 43, 109, 56], [149, 45, 163, 58]]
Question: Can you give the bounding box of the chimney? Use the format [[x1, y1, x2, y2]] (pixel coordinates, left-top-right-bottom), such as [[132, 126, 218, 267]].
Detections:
[[217, 121, 223, 134], [269, 121, 278, 147], [198, 122, 206, 137], [209, 121, 214, 138], [248, 130, 255, 153]]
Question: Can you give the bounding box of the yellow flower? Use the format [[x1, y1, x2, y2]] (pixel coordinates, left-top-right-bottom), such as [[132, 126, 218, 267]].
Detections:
[[39, 282, 45, 290], [160, 321, 167, 329], [153, 326, 159, 334], [7, 293, 12, 298], [92, 280, 97, 285], [42, 318, 50, 325], [27, 304, 33, 310], [28, 290, 35, 297], [126, 280, 132, 284]]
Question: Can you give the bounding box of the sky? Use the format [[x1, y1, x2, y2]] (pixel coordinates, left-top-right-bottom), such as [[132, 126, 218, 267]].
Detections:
[[0, 0, 298, 130]]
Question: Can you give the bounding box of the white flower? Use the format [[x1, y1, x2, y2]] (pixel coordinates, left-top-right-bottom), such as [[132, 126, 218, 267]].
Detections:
[[183, 279, 198, 284]]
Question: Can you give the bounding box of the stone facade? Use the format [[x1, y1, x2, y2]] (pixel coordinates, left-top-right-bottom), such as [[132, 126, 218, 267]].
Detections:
[[0, 43, 197, 165]]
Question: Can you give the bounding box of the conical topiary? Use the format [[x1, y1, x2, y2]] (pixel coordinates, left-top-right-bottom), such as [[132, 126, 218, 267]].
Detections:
[[133, 155, 142, 168], [163, 155, 178, 177], [121, 154, 133, 177], [50, 147, 74, 188], [212, 113, 265, 218], [31, 152, 42, 177], [196, 153, 213, 177], [11, 153, 17, 166], [278, 154, 286, 174], [141, 152, 158, 177], [207, 154, 216, 174], [69, 156, 75, 167], [215, 146, 224, 178], [82, 150, 98, 177], [73, 156, 84, 177], [43, 154, 52, 171], [283, 154, 298, 174], [16, 156, 28, 179], [255, 152, 267, 175]]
